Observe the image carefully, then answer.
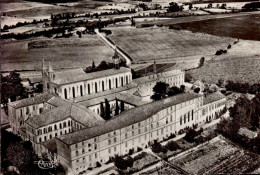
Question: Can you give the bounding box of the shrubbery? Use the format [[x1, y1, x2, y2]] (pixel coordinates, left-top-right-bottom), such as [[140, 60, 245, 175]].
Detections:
[[114, 155, 134, 170], [165, 141, 180, 151]]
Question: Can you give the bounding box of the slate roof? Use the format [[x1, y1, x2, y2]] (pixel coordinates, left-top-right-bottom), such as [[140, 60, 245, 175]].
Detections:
[[8, 93, 54, 109], [203, 91, 226, 105], [26, 103, 104, 129], [57, 92, 201, 145], [51, 67, 131, 85]]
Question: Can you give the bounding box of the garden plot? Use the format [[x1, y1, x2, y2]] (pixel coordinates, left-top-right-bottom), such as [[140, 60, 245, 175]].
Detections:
[[107, 27, 233, 63], [130, 152, 159, 173], [170, 138, 260, 174]]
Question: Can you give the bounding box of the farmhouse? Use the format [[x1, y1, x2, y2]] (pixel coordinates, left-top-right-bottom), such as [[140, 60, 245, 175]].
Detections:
[[7, 57, 226, 174]]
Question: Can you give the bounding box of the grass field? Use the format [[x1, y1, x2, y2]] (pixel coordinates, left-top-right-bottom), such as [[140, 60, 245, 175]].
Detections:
[[1, 34, 114, 71], [107, 27, 233, 63]]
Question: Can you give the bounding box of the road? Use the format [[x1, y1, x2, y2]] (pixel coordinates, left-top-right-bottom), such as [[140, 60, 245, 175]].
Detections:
[[95, 29, 132, 66]]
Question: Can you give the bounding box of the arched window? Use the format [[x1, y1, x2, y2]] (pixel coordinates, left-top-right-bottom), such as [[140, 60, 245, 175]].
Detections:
[[68, 121, 70, 126], [54, 125, 57, 130], [88, 84, 91, 94], [60, 131, 62, 135], [121, 77, 124, 86], [44, 136, 47, 141], [102, 81, 105, 91], [60, 123, 62, 129], [50, 135, 52, 139], [55, 133, 58, 137], [109, 79, 112, 89], [72, 87, 76, 98], [126, 76, 128, 84], [115, 78, 118, 88], [63, 122, 66, 127], [95, 82, 98, 93], [80, 85, 83, 96], [39, 138, 42, 142], [64, 88, 68, 99]]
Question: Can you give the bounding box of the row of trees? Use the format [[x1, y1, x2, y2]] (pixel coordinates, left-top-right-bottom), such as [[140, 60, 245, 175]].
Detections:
[[151, 82, 185, 100], [2, 17, 129, 40], [225, 80, 260, 94], [2, 19, 48, 31], [100, 99, 125, 120], [85, 60, 126, 73]]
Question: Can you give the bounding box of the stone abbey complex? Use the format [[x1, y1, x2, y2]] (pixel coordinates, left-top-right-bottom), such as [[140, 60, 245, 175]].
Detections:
[[7, 56, 226, 174]]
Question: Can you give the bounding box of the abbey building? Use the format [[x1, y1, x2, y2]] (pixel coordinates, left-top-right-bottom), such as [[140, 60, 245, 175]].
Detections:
[[8, 57, 226, 174]]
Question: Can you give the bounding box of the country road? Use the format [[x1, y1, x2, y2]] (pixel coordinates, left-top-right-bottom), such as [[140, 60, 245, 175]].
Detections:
[[94, 29, 132, 66]]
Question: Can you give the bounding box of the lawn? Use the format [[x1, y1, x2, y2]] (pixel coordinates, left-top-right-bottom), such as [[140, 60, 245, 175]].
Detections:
[[1, 34, 114, 71], [107, 27, 233, 63], [170, 137, 260, 174]]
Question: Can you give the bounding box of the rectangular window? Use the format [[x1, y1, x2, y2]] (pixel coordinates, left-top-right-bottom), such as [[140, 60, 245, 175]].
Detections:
[[125, 141, 127, 147], [184, 114, 186, 123], [180, 116, 182, 125]]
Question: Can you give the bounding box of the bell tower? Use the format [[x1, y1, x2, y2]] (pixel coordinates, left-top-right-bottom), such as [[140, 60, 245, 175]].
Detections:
[[113, 47, 120, 69], [42, 59, 48, 93]]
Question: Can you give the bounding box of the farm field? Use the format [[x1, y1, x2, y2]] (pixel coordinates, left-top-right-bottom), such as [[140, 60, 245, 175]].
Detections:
[[187, 56, 260, 84], [187, 39, 260, 84], [170, 137, 260, 174], [1, 34, 114, 71], [177, 14, 260, 41], [107, 27, 233, 63]]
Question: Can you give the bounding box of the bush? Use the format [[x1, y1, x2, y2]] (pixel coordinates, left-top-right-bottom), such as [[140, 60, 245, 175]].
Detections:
[[184, 128, 200, 143], [165, 141, 180, 151], [137, 147, 143, 152], [129, 148, 134, 155], [96, 161, 101, 167], [151, 142, 164, 153], [114, 155, 133, 170]]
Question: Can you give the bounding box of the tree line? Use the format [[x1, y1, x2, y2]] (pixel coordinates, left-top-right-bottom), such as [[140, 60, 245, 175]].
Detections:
[[100, 98, 125, 120], [225, 80, 260, 94], [216, 94, 260, 153]]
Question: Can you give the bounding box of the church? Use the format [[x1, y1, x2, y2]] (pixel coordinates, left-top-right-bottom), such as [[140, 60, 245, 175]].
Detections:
[[8, 52, 226, 174]]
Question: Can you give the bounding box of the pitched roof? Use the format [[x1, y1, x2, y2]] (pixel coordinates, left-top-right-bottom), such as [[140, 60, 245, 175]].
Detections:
[[57, 92, 201, 145], [46, 96, 71, 107], [203, 91, 225, 105], [42, 138, 57, 153], [8, 93, 54, 109], [51, 67, 131, 85], [26, 103, 104, 129], [78, 92, 145, 107]]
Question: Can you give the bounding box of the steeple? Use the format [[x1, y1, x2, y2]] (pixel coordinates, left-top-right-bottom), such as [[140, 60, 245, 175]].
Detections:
[[48, 61, 54, 72], [42, 59, 47, 70], [48, 61, 54, 81], [153, 61, 157, 74], [113, 47, 120, 69]]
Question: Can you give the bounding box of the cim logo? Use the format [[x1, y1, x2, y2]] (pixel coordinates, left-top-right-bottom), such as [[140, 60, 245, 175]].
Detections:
[[34, 159, 58, 169]]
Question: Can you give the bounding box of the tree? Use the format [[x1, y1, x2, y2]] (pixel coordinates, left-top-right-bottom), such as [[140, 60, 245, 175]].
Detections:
[[198, 57, 205, 68], [114, 155, 133, 170], [185, 72, 193, 82], [100, 102, 105, 118], [189, 3, 193, 10], [115, 99, 119, 116], [3, 25, 9, 31], [194, 87, 200, 93], [217, 79, 224, 87], [165, 141, 180, 151], [184, 128, 199, 142], [104, 99, 111, 120], [180, 85, 185, 92], [92, 60, 96, 70], [167, 86, 182, 96], [152, 82, 169, 100], [1, 71, 27, 110], [120, 101, 125, 112], [167, 2, 183, 12]]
